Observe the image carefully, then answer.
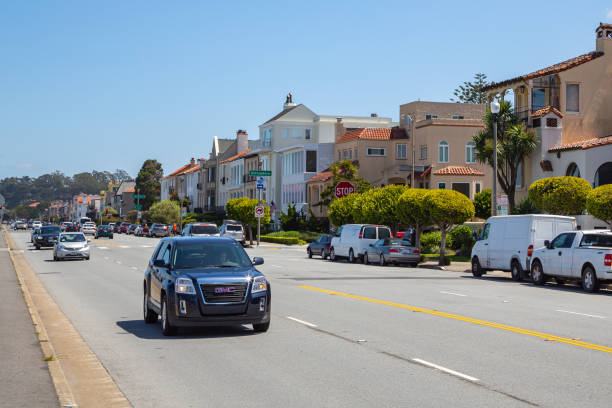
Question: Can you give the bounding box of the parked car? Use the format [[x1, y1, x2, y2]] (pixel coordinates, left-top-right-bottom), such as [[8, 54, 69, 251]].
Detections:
[[31, 227, 41, 243], [13, 221, 27, 230], [54, 232, 90, 261], [112, 223, 121, 233], [471, 215, 576, 280], [128, 224, 138, 235], [119, 222, 131, 233], [27, 220, 34, 229], [307, 234, 333, 259], [219, 222, 245, 244], [34, 225, 61, 249], [149, 224, 169, 238], [395, 229, 416, 244], [32, 221, 42, 230], [135, 225, 149, 237], [330, 224, 393, 263], [143, 237, 271, 336], [81, 222, 97, 235], [182, 223, 220, 237], [60, 222, 72, 232], [364, 238, 420, 267], [530, 230, 612, 292], [95, 225, 114, 239]]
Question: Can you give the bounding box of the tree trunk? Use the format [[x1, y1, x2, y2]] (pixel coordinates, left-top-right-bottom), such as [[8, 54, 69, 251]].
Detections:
[[415, 224, 422, 251], [439, 228, 447, 266]]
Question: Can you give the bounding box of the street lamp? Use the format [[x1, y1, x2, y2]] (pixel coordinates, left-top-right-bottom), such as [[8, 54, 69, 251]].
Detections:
[[490, 100, 500, 217]]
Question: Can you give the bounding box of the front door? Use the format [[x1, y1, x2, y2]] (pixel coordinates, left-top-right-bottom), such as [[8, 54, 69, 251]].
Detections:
[[547, 233, 576, 277], [151, 242, 172, 306], [452, 182, 470, 198]]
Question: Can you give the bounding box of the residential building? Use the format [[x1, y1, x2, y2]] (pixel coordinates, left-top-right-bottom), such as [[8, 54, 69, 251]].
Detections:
[[217, 130, 250, 208], [112, 181, 136, 217], [201, 136, 233, 212], [483, 22, 612, 199], [161, 159, 199, 202]]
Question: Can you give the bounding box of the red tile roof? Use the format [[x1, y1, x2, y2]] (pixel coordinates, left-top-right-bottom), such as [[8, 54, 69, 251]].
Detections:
[[220, 149, 251, 164], [548, 135, 612, 153], [337, 127, 406, 143], [531, 106, 563, 118], [166, 163, 199, 178], [433, 166, 484, 176], [28, 202, 40, 207], [124, 187, 135, 193], [308, 170, 333, 183], [419, 167, 431, 178], [182, 165, 201, 174], [484, 51, 604, 91]]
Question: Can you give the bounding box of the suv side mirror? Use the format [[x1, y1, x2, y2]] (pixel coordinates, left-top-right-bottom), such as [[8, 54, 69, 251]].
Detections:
[[252, 257, 264, 266], [153, 259, 167, 267], [544, 240, 550, 249]]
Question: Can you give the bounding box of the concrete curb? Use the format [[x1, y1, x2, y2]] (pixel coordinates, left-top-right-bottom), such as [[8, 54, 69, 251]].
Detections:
[[3, 228, 132, 408]]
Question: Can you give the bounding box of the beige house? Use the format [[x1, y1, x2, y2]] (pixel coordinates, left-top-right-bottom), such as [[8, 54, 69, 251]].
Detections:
[[483, 22, 612, 199]]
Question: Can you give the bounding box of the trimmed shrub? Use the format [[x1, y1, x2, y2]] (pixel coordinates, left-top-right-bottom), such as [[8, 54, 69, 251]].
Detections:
[[586, 184, 612, 226], [528, 176, 591, 215], [448, 225, 474, 250], [473, 189, 491, 219], [260, 236, 307, 245], [420, 231, 441, 254], [511, 197, 540, 215]]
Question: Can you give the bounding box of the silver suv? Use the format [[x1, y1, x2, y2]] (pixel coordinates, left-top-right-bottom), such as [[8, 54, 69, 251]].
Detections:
[[219, 222, 245, 244]]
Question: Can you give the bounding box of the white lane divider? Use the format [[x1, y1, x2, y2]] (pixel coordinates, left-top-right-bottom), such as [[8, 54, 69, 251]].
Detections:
[[98, 246, 108, 250], [120, 245, 131, 249], [286, 316, 318, 328], [269, 265, 282, 268], [140, 245, 153, 248], [440, 291, 467, 297], [412, 358, 479, 382], [555, 309, 606, 319], [131, 267, 138, 270]]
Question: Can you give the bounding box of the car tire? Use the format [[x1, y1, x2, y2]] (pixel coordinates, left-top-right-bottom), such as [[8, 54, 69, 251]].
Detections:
[[511, 260, 523, 282], [409, 262, 418, 267], [322, 249, 328, 260], [581, 265, 599, 293], [161, 296, 177, 336], [379, 255, 386, 267], [35, 244, 40, 250], [85, 256, 90, 260], [330, 248, 336, 262], [307, 248, 312, 259], [143, 287, 158, 324], [471, 257, 483, 277], [348, 249, 355, 263], [531, 260, 547, 285], [53, 255, 58, 261], [364, 252, 369, 264], [253, 321, 270, 333]]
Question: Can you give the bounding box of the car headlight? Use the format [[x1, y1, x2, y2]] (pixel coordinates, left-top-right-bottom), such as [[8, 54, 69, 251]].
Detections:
[[176, 277, 196, 294], [252, 276, 267, 293], [57, 244, 66, 250]]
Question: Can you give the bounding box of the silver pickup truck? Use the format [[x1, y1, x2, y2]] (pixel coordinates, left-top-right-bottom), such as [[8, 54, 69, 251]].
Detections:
[[530, 230, 612, 292]]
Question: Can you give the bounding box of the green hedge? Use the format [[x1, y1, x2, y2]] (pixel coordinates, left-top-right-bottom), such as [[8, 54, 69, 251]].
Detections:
[[265, 230, 320, 243], [260, 235, 307, 245]]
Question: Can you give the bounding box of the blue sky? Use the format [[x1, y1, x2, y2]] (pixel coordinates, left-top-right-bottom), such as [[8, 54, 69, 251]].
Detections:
[[1, 1, 610, 179]]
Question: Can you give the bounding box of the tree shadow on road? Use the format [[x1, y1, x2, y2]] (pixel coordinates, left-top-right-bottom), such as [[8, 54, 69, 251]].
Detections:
[[116, 320, 258, 340]]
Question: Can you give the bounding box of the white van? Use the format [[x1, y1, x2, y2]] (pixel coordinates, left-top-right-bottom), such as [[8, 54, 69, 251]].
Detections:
[[471, 215, 576, 280], [330, 224, 392, 263]]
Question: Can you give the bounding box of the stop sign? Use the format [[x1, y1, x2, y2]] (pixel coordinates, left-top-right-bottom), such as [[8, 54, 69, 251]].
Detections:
[[335, 181, 355, 199]]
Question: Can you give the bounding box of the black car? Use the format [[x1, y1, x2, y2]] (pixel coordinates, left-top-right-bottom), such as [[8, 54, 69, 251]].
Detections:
[[34, 225, 61, 249], [307, 234, 333, 259], [143, 237, 271, 336]]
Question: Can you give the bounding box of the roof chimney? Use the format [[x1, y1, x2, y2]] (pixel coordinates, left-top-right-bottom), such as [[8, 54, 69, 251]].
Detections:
[[236, 129, 248, 154], [190, 157, 195, 165], [335, 118, 345, 143], [371, 113, 378, 118], [596, 22, 612, 52], [283, 92, 297, 110]]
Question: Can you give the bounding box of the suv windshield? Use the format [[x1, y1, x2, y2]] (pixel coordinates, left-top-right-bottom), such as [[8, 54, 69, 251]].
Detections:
[[60, 234, 86, 242], [191, 225, 219, 234], [41, 226, 60, 234], [226, 225, 242, 232], [173, 242, 251, 269]]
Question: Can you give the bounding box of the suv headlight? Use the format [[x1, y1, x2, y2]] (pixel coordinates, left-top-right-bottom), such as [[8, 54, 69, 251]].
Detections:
[[176, 277, 196, 295], [252, 276, 267, 293]]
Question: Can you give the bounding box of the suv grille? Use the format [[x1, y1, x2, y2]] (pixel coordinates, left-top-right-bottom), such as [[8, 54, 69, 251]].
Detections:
[[200, 282, 248, 304]]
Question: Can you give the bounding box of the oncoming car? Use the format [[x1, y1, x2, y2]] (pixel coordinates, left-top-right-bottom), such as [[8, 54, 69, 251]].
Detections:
[[143, 237, 271, 336], [54, 232, 90, 261]]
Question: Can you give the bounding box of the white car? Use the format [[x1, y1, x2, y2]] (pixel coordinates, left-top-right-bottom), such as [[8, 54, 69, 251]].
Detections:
[[530, 230, 612, 292], [330, 224, 393, 263], [32, 221, 42, 229], [54, 232, 90, 261], [471, 215, 576, 280], [219, 223, 245, 244], [81, 222, 97, 235]]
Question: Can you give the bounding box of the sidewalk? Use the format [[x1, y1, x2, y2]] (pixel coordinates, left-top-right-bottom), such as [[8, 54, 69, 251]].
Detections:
[[0, 232, 59, 407]]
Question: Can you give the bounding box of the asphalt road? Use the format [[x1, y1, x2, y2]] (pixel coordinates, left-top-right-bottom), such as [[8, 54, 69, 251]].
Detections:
[[9, 230, 612, 408]]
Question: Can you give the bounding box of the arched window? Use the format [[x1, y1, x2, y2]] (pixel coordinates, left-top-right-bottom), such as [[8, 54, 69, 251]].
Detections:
[[566, 163, 580, 178], [438, 141, 449, 163], [466, 142, 476, 163], [594, 162, 612, 187]]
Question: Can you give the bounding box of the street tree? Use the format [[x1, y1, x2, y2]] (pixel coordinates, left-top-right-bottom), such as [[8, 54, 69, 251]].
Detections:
[[149, 200, 180, 225], [328, 192, 361, 227], [317, 160, 370, 208], [472, 101, 538, 211], [528, 176, 591, 215], [473, 189, 491, 219], [424, 190, 475, 266], [112, 169, 132, 183], [355, 185, 407, 232], [451, 73, 491, 104], [586, 184, 612, 227], [396, 188, 431, 249], [135, 160, 163, 210], [226, 197, 270, 245]]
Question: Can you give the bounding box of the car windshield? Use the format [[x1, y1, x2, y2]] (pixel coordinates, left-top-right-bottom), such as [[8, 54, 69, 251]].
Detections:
[[191, 225, 219, 234], [226, 225, 242, 232], [389, 239, 412, 246], [60, 234, 86, 242], [41, 226, 60, 234], [173, 242, 252, 269]]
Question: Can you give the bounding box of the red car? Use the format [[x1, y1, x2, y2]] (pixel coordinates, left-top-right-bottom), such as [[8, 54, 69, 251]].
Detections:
[[119, 222, 131, 233]]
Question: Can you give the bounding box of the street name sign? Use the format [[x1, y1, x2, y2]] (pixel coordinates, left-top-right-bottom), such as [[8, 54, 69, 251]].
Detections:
[[133, 194, 145, 199], [249, 170, 272, 177]]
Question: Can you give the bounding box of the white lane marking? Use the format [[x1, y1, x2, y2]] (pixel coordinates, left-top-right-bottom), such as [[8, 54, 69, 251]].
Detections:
[[116, 261, 122, 264], [131, 267, 138, 270], [140, 245, 153, 248], [412, 358, 479, 382], [104, 257, 109, 260], [440, 291, 467, 297], [286, 316, 318, 328], [555, 310, 606, 319], [98, 246, 108, 250], [120, 245, 130, 248], [269, 265, 282, 268]]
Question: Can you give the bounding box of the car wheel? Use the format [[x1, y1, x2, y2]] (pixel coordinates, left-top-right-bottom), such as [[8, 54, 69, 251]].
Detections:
[[322, 249, 328, 260], [53, 254, 58, 261], [409, 262, 418, 267], [307, 248, 312, 259], [35, 244, 40, 250], [364, 252, 369, 264], [330, 248, 336, 262], [85, 256, 90, 260], [348, 249, 355, 263], [471, 257, 483, 277], [253, 321, 270, 333], [379, 254, 386, 266], [161, 296, 177, 336], [582, 266, 599, 293], [143, 286, 158, 323], [531, 260, 547, 285], [511, 260, 523, 282]]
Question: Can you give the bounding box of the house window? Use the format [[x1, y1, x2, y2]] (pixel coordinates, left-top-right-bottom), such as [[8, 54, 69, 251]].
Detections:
[[349, 149, 352, 160], [438, 141, 449, 163], [566, 162, 580, 178], [338, 151, 341, 161], [291, 128, 302, 139], [263, 129, 272, 147], [283, 151, 304, 176], [396, 144, 407, 159], [420, 145, 427, 160], [306, 151, 317, 172], [475, 182, 481, 194], [566, 84, 580, 113], [452, 115, 464, 119], [282, 128, 289, 139], [466, 142, 476, 163], [438, 182, 446, 189], [305, 128, 311, 140], [516, 161, 523, 188], [367, 148, 386, 156], [425, 114, 438, 120], [546, 118, 558, 128], [343, 150, 348, 159], [354, 147, 358, 159], [532, 118, 541, 128], [532, 88, 545, 111]]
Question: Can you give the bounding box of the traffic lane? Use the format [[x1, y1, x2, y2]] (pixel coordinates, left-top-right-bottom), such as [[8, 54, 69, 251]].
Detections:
[[10, 233, 520, 407]]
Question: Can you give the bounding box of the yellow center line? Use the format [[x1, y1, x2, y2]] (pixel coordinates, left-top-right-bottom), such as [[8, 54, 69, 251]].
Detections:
[[299, 285, 612, 355], [91, 239, 122, 248]]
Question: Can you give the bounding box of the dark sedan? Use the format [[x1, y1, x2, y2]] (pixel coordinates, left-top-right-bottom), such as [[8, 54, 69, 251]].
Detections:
[[143, 237, 271, 336], [364, 238, 420, 267], [307, 234, 333, 259], [34, 225, 61, 249], [95, 225, 114, 239]]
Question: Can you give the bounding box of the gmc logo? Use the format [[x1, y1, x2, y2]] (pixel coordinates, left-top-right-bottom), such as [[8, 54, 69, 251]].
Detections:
[[215, 287, 235, 294]]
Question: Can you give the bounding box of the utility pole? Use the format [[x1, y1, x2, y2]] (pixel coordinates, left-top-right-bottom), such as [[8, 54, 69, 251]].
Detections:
[[410, 113, 415, 188]]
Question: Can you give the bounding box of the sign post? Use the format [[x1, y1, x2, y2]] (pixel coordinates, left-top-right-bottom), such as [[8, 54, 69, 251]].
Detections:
[[255, 205, 264, 247], [497, 194, 509, 216], [334, 181, 355, 199]]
